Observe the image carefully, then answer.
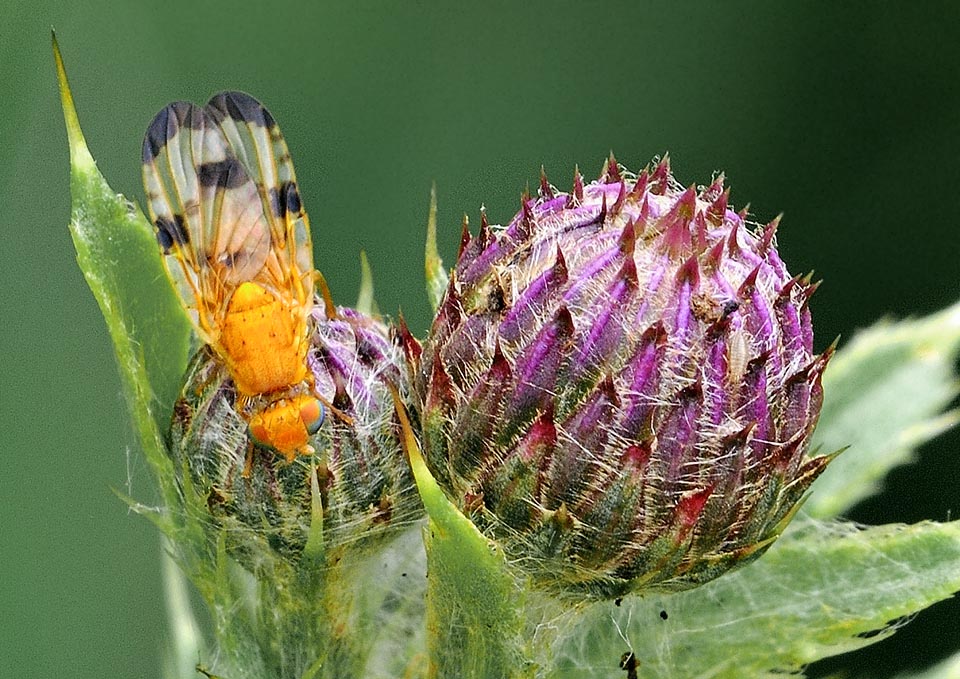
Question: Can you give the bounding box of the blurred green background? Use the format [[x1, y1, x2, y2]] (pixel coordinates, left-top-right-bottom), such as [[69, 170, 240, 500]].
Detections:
[[2, 2, 958, 678]]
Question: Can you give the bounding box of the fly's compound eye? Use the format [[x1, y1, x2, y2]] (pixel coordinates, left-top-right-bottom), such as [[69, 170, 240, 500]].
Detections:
[[300, 398, 325, 435], [249, 421, 271, 447]]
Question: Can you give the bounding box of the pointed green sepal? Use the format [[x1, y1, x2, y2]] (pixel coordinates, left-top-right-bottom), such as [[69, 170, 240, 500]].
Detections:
[[392, 389, 533, 679], [301, 460, 326, 567], [356, 250, 380, 316], [53, 32, 94, 175], [425, 183, 449, 313]]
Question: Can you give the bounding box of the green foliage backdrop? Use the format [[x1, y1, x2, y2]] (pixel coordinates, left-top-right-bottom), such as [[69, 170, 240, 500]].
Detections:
[[1, 3, 958, 678]]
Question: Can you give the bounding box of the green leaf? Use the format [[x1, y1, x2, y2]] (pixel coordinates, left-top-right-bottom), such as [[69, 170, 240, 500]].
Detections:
[[806, 302, 960, 518], [393, 393, 532, 679], [550, 520, 960, 678], [54, 34, 191, 502], [424, 183, 448, 313]]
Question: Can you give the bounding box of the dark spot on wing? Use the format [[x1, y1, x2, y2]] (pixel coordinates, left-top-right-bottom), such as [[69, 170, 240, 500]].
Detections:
[[197, 158, 248, 188], [142, 119, 166, 164], [269, 188, 282, 218], [206, 91, 277, 130], [155, 214, 189, 253], [283, 182, 302, 214], [269, 181, 303, 218], [143, 101, 205, 163]]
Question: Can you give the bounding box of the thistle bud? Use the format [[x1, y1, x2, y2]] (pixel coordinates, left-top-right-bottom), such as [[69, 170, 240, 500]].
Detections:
[[408, 157, 833, 598], [169, 303, 420, 566]]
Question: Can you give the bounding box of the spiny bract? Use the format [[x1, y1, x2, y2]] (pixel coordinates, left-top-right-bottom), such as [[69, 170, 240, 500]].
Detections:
[[403, 156, 834, 599]]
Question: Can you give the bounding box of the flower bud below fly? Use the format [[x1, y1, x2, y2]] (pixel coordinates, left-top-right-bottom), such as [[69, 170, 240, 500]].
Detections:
[[405, 157, 834, 598], [169, 303, 420, 565]]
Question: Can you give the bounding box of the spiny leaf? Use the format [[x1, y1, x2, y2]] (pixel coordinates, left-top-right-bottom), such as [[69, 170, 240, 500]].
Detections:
[[550, 520, 960, 678], [54, 32, 190, 495], [807, 301, 960, 518]]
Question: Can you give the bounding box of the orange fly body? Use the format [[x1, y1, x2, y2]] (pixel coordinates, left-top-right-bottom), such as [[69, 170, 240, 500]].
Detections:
[[142, 91, 323, 461]]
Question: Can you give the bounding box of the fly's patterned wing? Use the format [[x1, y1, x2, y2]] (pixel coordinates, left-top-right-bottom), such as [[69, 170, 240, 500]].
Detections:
[[205, 92, 314, 304], [141, 93, 314, 346]]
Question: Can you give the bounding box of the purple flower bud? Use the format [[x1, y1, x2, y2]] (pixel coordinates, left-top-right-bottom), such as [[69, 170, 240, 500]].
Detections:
[[170, 304, 420, 565], [407, 157, 834, 598]]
